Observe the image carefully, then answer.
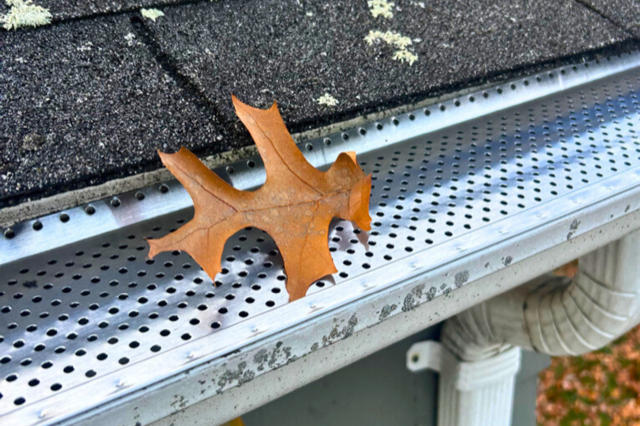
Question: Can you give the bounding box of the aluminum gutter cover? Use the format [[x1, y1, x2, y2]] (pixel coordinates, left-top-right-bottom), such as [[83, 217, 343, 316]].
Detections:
[[2, 52, 640, 425]]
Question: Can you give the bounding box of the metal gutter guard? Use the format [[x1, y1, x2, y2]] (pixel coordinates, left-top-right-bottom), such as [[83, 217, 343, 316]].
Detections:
[[2, 51, 640, 426]]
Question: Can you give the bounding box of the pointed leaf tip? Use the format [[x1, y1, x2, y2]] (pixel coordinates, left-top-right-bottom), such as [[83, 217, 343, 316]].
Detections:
[[231, 94, 251, 112], [231, 94, 278, 115]]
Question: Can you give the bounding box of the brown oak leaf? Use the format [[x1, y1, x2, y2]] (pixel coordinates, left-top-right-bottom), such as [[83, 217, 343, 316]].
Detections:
[[147, 96, 372, 301]]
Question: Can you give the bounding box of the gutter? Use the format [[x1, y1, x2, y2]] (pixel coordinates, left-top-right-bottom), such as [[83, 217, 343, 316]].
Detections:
[[2, 51, 640, 426]]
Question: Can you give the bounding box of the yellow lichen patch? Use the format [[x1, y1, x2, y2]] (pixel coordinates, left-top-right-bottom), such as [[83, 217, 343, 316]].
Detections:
[[141, 8, 164, 22], [368, 0, 394, 19], [1, 0, 52, 30], [393, 49, 418, 66], [365, 30, 418, 66], [317, 93, 339, 107], [365, 30, 411, 49]]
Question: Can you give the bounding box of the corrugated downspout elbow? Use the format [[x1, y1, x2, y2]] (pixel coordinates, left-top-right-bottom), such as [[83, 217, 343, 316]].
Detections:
[[443, 230, 640, 360]]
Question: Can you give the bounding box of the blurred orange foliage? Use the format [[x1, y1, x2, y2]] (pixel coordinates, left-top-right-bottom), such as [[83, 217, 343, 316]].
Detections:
[[538, 260, 640, 426]]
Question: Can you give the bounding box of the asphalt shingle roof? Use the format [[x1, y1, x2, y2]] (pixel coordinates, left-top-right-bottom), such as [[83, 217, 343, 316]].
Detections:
[[0, 14, 223, 205], [580, 0, 640, 37], [142, 0, 630, 127], [37, 0, 184, 21], [0, 0, 638, 209]]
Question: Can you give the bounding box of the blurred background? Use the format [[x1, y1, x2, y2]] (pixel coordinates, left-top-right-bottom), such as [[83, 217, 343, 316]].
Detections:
[[538, 261, 640, 426]]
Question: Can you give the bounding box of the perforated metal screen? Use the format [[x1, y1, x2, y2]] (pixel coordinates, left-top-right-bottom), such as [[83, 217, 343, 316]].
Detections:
[[1, 56, 640, 422]]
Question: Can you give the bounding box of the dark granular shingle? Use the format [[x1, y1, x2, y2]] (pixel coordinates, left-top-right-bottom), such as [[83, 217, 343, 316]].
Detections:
[[30, 0, 178, 21], [142, 0, 631, 132], [0, 0, 636, 209], [0, 14, 223, 206], [579, 0, 640, 37]]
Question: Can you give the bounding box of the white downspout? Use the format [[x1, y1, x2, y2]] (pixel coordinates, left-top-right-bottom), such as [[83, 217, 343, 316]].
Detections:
[[408, 341, 521, 426], [408, 229, 640, 426]]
